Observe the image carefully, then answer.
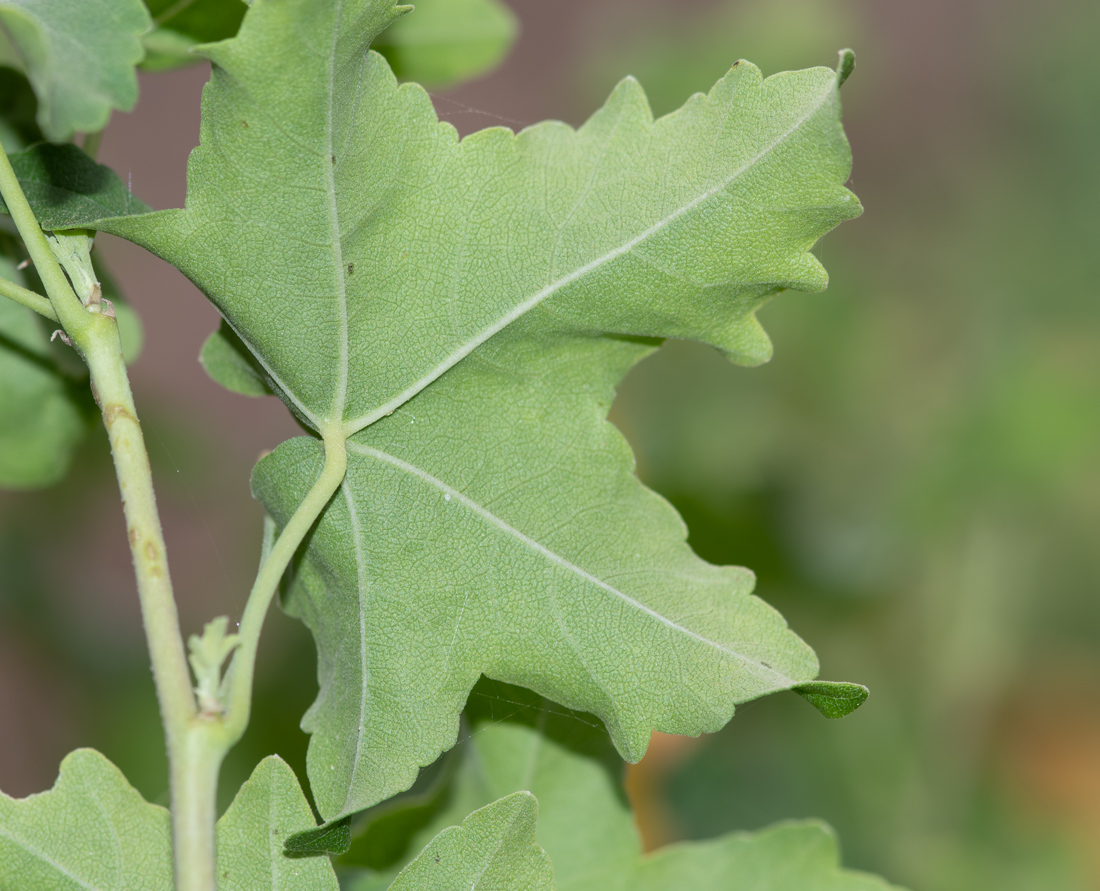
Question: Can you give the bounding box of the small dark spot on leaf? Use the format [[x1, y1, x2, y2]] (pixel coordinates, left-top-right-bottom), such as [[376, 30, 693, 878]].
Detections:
[[331, 154, 336, 164], [434, 854, 440, 863], [241, 120, 248, 128], [347, 263, 354, 275], [761, 661, 771, 668]]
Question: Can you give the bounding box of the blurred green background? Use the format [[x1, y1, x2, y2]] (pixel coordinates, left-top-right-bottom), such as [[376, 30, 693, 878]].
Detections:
[[2, 1, 1098, 889]]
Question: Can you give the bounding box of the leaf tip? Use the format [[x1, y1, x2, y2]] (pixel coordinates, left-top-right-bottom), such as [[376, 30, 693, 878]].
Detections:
[[793, 680, 868, 719], [836, 49, 856, 87], [284, 815, 352, 857]]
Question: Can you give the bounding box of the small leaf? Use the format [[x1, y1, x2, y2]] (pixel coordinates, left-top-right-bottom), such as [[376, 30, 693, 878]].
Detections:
[[216, 756, 339, 890], [0, 748, 173, 889], [0, 0, 151, 141], [374, 0, 518, 89], [389, 792, 554, 891], [0, 143, 150, 231], [793, 680, 868, 719], [284, 816, 352, 857], [187, 615, 240, 715], [200, 321, 273, 397]]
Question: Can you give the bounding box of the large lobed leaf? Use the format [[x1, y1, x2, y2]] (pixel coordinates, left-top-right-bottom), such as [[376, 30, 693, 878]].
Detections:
[[0, 0, 150, 141], [342, 680, 900, 891], [96, 0, 861, 822]]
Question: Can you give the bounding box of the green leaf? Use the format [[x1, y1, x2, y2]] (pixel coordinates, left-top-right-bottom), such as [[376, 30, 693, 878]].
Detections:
[[0, 143, 150, 231], [343, 680, 898, 891], [215, 756, 339, 891], [200, 321, 273, 397], [0, 69, 43, 151], [0, 252, 90, 489], [94, 0, 860, 822], [284, 816, 353, 856], [374, 0, 518, 89], [140, 0, 247, 72], [389, 792, 553, 891], [0, 748, 173, 889], [0, 0, 151, 141], [793, 680, 868, 719]]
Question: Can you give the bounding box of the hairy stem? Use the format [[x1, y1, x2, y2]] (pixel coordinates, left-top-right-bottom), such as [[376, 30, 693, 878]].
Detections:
[[0, 147, 85, 330], [0, 274, 58, 321], [223, 431, 348, 744], [1, 142, 206, 888]]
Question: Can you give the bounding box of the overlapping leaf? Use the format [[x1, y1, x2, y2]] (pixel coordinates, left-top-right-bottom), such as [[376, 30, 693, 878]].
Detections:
[[342, 680, 899, 891], [0, 0, 150, 141], [0, 143, 150, 229], [389, 792, 553, 891], [95, 0, 861, 821], [216, 756, 339, 890], [0, 748, 173, 889]]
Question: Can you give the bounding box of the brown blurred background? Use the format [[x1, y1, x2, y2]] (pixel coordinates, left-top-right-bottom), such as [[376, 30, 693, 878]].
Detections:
[[2, 1, 1099, 889]]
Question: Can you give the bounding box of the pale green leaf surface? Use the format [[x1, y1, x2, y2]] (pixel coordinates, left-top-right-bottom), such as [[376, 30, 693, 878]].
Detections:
[[0, 144, 150, 231], [215, 756, 339, 891], [374, 0, 518, 88], [0, 253, 87, 489], [389, 792, 553, 891], [93, 0, 860, 821], [343, 681, 899, 891], [0, 0, 150, 141], [0, 748, 172, 890]]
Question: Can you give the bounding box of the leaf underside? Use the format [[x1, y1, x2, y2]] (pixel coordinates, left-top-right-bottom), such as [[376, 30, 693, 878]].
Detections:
[[0, 750, 338, 890], [0, 748, 173, 890], [0, 143, 151, 230], [388, 792, 554, 891], [0, 0, 150, 141], [344, 680, 900, 891], [216, 756, 339, 891], [94, 0, 862, 823]]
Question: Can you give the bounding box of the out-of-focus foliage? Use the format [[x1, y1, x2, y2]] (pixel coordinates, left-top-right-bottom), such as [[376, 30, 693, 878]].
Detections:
[[140, 0, 518, 89], [0, 0, 149, 140], [372, 0, 518, 89], [586, 1, 1100, 890]]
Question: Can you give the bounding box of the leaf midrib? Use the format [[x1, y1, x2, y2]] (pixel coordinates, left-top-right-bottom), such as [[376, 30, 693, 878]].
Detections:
[[345, 441, 801, 686], [337, 79, 836, 438]]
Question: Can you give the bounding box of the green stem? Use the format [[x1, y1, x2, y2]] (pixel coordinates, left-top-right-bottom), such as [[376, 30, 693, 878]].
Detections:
[[223, 431, 348, 744], [0, 146, 85, 331], [0, 274, 58, 321], [0, 141, 208, 888]]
